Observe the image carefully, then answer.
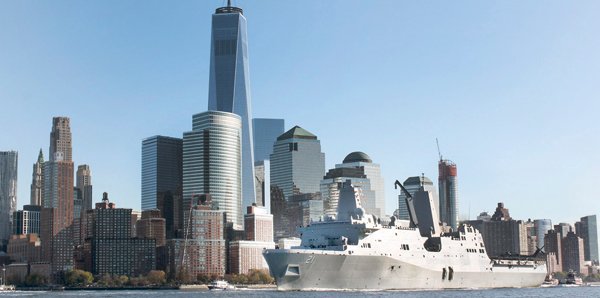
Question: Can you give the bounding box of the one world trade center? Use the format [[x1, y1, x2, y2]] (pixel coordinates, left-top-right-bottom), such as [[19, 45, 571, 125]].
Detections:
[[207, 2, 256, 213]]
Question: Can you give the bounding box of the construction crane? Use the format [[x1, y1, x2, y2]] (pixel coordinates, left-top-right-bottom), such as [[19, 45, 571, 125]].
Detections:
[[436, 138, 443, 161]]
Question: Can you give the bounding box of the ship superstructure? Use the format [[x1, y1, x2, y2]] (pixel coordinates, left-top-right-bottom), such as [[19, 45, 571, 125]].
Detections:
[[263, 180, 546, 290]]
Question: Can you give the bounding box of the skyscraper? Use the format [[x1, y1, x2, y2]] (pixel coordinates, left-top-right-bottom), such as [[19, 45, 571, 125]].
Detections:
[[0, 150, 18, 250], [41, 117, 74, 273], [320, 152, 385, 219], [141, 136, 183, 238], [30, 149, 44, 206], [253, 118, 285, 162], [49, 117, 72, 162], [207, 2, 256, 212], [534, 219, 553, 251], [270, 126, 325, 200], [76, 165, 93, 213], [397, 175, 437, 221], [183, 111, 242, 229], [438, 159, 458, 230], [562, 231, 586, 275], [575, 215, 598, 262]]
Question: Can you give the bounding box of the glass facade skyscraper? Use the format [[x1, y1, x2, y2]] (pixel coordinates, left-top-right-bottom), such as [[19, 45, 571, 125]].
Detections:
[[439, 159, 458, 230], [534, 219, 553, 250], [270, 126, 325, 200], [0, 150, 18, 250], [141, 136, 183, 211], [183, 111, 243, 229], [576, 215, 598, 262], [253, 118, 284, 163], [397, 175, 437, 221], [207, 3, 256, 212]]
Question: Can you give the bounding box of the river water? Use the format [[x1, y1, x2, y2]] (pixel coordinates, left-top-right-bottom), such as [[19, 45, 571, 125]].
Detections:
[[1, 286, 599, 298]]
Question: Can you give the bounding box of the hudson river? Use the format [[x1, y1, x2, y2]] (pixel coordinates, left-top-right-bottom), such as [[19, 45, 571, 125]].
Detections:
[[1, 287, 600, 298]]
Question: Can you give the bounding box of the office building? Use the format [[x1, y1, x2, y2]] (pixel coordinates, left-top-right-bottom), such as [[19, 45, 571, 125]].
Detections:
[[534, 219, 553, 251], [253, 118, 285, 162], [562, 231, 586, 275], [438, 159, 458, 229], [397, 175, 437, 221], [7, 234, 42, 263], [183, 111, 242, 229], [0, 151, 18, 251], [254, 160, 270, 212], [244, 205, 273, 242], [30, 149, 44, 206], [141, 135, 183, 238], [272, 192, 322, 241], [270, 126, 325, 200], [76, 165, 93, 213], [207, 2, 256, 212], [555, 223, 572, 239], [575, 215, 599, 262], [320, 152, 385, 219], [12, 205, 41, 235], [86, 193, 156, 276], [40, 117, 75, 273], [544, 229, 563, 273]]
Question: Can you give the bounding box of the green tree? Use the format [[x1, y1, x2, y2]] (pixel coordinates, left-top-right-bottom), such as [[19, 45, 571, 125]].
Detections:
[[64, 269, 93, 287], [24, 274, 49, 287]]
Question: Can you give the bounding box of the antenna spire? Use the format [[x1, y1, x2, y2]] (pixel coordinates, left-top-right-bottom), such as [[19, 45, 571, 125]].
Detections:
[[227, 0, 231, 7]]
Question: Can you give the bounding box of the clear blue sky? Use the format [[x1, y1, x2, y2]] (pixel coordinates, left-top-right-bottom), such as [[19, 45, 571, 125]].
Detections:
[[1, 0, 599, 225]]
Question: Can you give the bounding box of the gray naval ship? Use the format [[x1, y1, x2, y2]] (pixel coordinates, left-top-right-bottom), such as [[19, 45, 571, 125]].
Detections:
[[263, 180, 547, 290]]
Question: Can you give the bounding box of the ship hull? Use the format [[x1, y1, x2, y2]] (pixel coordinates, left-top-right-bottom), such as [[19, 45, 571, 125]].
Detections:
[[264, 250, 547, 291]]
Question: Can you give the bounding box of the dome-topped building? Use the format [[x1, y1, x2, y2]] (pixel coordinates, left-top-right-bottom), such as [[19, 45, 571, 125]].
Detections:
[[343, 151, 372, 164], [321, 151, 385, 219]]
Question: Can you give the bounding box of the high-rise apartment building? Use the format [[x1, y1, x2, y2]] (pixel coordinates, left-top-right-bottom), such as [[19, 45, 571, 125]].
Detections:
[[438, 159, 458, 230], [41, 117, 74, 273], [183, 111, 242, 229], [167, 194, 226, 279], [575, 215, 598, 262], [136, 209, 166, 247], [141, 135, 183, 238], [320, 152, 385, 219], [562, 231, 586, 275], [253, 118, 285, 162], [270, 126, 325, 200], [467, 203, 528, 257], [229, 205, 275, 275], [12, 205, 41, 235], [397, 175, 437, 221], [0, 150, 18, 251], [207, 2, 256, 212], [76, 165, 93, 212], [30, 149, 44, 206], [85, 193, 156, 276]]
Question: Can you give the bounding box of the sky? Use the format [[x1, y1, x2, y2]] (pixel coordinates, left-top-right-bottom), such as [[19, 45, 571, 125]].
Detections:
[[1, 0, 599, 226]]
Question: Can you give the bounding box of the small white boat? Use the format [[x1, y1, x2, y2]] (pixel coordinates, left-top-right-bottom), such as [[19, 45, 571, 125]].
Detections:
[[208, 280, 234, 290], [0, 284, 16, 291]]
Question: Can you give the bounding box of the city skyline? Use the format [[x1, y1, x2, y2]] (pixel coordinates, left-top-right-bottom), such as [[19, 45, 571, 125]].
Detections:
[[1, 1, 599, 224]]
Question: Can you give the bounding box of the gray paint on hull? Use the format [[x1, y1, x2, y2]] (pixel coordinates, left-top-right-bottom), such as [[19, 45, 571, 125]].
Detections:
[[264, 251, 546, 291]]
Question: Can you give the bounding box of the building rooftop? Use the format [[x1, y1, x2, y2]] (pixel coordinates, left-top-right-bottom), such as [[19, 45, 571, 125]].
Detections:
[[404, 176, 433, 186], [277, 125, 317, 141], [343, 151, 372, 164]]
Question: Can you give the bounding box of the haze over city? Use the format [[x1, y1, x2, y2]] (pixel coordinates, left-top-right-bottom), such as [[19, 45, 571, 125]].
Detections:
[[1, 0, 599, 224]]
